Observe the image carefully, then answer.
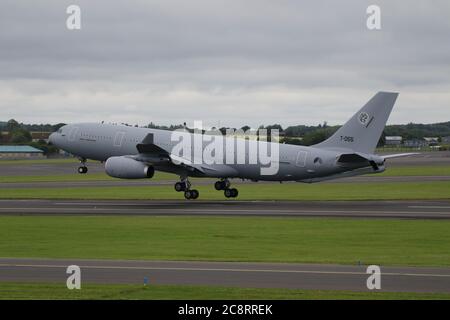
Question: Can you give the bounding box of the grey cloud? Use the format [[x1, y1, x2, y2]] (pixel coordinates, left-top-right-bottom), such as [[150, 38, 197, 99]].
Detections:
[[0, 0, 449, 126]]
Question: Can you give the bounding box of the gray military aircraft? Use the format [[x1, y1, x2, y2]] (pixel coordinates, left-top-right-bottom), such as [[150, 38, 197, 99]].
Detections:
[[49, 91, 415, 199]]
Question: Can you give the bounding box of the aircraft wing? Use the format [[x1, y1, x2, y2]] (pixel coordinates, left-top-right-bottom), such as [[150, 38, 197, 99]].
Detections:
[[132, 134, 219, 175], [382, 153, 420, 159], [133, 148, 208, 174], [337, 151, 419, 164], [133, 141, 172, 165]]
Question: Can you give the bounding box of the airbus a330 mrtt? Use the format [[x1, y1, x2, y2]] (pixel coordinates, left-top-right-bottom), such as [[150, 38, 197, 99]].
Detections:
[[49, 91, 415, 200]]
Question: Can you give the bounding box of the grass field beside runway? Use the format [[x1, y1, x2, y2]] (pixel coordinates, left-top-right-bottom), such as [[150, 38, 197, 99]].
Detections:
[[1, 215, 449, 266], [0, 181, 449, 200], [379, 165, 450, 176], [1, 282, 450, 300]]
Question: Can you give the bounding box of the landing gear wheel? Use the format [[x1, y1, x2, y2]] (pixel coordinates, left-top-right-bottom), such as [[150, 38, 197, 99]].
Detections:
[[224, 189, 233, 198], [175, 182, 186, 192], [191, 189, 199, 199], [224, 188, 238, 198], [184, 189, 199, 200], [78, 166, 88, 174], [215, 181, 224, 190]]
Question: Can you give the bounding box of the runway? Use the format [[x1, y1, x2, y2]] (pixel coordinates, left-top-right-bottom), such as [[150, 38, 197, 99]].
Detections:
[[0, 151, 448, 177], [0, 199, 450, 219], [1, 258, 449, 293]]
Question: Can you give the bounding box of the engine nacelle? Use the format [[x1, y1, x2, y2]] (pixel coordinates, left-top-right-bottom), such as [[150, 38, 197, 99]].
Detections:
[[105, 156, 155, 179]]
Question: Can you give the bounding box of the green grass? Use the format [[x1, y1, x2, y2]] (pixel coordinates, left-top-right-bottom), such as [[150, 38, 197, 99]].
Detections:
[[1, 216, 449, 266], [0, 181, 449, 201], [380, 165, 450, 177], [1, 283, 449, 300]]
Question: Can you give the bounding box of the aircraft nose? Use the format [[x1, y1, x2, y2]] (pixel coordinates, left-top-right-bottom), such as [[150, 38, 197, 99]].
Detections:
[[48, 132, 56, 146]]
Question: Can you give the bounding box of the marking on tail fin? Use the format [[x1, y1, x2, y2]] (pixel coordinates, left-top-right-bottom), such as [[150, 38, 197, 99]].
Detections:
[[358, 112, 374, 128], [365, 116, 374, 128], [358, 112, 370, 125]]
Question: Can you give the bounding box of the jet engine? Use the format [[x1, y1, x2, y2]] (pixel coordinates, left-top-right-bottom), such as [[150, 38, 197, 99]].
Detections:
[[105, 156, 155, 179]]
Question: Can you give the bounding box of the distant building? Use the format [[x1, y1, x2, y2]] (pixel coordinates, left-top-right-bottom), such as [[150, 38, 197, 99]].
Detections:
[[1, 131, 11, 141], [0, 145, 44, 159], [403, 139, 428, 148], [424, 137, 439, 146], [384, 136, 402, 146], [442, 136, 450, 144], [31, 132, 52, 143]]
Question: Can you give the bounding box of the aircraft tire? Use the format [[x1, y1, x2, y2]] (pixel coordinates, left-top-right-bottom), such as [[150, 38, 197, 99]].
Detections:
[[78, 166, 87, 174], [191, 189, 199, 199], [215, 181, 224, 190], [175, 182, 185, 192], [224, 189, 233, 198], [184, 190, 193, 200]]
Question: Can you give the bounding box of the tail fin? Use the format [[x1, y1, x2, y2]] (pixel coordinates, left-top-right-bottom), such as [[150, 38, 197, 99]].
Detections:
[[314, 91, 399, 154]]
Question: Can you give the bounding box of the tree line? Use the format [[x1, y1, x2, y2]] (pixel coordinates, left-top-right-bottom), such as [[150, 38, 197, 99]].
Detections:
[[0, 119, 65, 154], [1, 119, 450, 149]]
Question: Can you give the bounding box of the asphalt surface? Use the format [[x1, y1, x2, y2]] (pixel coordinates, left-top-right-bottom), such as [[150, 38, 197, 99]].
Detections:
[[0, 161, 106, 176], [0, 154, 449, 295], [1, 258, 449, 293], [0, 199, 450, 219], [0, 151, 448, 176]]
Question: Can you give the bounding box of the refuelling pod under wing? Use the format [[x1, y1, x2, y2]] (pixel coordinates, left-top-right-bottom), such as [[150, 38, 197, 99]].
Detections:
[[105, 156, 155, 179]]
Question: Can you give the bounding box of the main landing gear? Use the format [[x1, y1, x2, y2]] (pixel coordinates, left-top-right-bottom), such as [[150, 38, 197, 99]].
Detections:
[[174, 178, 199, 200], [174, 177, 238, 200], [77, 158, 88, 174], [214, 179, 238, 198]]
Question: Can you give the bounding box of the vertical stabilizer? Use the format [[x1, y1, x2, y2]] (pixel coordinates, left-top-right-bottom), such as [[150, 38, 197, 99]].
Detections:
[[314, 92, 398, 154]]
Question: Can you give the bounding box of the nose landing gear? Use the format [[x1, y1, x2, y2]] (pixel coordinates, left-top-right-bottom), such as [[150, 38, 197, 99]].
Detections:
[[78, 166, 88, 174], [78, 158, 88, 174]]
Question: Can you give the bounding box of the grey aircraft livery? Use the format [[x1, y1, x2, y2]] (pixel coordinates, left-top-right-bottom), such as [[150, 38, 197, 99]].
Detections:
[[49, 91, 415, 199]]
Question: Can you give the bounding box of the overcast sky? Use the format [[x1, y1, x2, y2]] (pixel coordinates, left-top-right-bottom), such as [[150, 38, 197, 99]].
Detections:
[[1, 0, 449, 128]]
